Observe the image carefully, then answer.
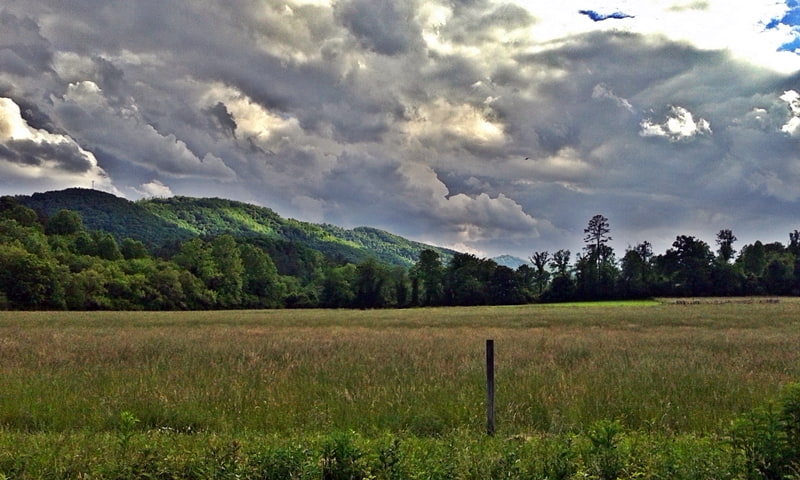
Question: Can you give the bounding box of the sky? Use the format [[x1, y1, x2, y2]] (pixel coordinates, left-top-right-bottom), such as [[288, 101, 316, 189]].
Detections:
[[1, 0, 800, 260]]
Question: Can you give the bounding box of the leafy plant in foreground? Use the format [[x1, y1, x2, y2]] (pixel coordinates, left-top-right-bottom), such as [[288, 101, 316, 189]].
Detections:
[[731, 382, 800, 480], [115, 411, 140, 452]]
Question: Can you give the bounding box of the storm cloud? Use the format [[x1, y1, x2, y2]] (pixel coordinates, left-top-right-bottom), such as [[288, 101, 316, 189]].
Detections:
[[1, 1, 799, 257]]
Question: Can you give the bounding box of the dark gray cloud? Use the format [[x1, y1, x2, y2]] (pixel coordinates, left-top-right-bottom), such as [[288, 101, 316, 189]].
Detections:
[[336, 0, 420, 55], [0, 138, 92, 172], [0, 10, 53, 75], [0, 1, 799, 257]]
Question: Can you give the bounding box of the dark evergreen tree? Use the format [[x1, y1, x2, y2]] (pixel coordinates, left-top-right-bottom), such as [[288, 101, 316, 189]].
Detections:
[[584, 214, 612, 266], [577, 215, 617, 299]]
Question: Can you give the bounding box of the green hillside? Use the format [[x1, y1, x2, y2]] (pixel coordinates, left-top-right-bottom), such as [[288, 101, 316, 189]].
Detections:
[[18, 188, 194, 248], [16, 188, 456, 266]]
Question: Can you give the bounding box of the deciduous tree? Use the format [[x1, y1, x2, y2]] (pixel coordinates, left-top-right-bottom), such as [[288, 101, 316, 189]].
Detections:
[[716, 229, 737, 263]]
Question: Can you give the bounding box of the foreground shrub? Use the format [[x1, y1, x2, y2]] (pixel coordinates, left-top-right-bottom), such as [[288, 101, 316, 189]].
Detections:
[[9, 385, 800, 480], [0, 428, 742, 480], [730, 382, 800, 480]]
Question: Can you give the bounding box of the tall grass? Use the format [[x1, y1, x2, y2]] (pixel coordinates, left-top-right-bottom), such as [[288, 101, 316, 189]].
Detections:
[[1, 299, 799, 437]]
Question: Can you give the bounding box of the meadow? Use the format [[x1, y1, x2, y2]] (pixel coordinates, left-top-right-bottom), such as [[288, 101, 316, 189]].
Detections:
[[2, 299, 800, 479]]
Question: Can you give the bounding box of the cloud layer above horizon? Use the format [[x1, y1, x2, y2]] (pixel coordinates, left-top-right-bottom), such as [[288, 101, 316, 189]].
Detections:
[[1, 1, 800, 258]]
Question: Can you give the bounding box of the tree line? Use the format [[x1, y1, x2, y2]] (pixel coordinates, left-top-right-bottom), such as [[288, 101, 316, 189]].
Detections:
[[1, 198, 798, 310]]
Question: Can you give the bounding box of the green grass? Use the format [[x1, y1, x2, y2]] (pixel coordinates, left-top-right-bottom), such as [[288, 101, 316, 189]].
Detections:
[[1, 300, 799, 436], [1, 300, 799, 478]]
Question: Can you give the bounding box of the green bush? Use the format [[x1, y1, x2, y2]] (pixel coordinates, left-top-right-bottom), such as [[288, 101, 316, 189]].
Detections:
[[731, 382, 800, 480]]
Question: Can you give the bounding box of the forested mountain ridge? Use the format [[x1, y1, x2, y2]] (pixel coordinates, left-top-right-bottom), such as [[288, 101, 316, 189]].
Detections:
[[19, 188, 194, 248], [7, 190, 799, 312], [16, 188, 456, 266]]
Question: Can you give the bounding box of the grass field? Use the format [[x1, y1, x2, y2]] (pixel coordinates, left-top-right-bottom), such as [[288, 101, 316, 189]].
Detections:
[[1, 299, 800, 478]]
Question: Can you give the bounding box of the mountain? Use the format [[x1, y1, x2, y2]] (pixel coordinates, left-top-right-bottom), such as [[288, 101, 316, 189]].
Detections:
[[16, 188, 457, 266], [19, 188, 194, 247], [492, 255, 528, 269]]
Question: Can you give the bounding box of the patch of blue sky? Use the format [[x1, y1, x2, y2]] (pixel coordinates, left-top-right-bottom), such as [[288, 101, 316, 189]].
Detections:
[[767, 0, 800, 52], [780, 36, 800, 53], [578, 10, 634, 22]]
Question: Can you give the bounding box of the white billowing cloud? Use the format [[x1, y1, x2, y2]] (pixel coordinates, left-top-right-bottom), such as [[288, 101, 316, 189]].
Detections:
[[441, 192, 539, 241], [403, 98, 506, 148], [3, 2, 800, 257], [136, 180, 173, 198], [0, 98, 33, 140], [516, 0, 800, 73], [592, 83, 634, 112], [640, 106, 712, 141], [0, 97, 115, 192], [780, 90, 800, 136], [393, 161, 540, 249], [200, 82, 341, 166]]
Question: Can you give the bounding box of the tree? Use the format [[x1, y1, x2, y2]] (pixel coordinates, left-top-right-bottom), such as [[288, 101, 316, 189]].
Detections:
[[578, 215, 617, 299], [390, 266, 410, 308], [65, 262, 112, 310], [0, 198, 39, 227], [121, 238, 149, 260], [46, 209, 83, 235], [550, 249, 571, 276], [737, 241, 767, 277], [515, 264, 536, 301], [443, 253, 495, 306], [320, 264, 356, 308], [664, 235, 714, 296], [240, 243, 284, 308], [542, 249, 575, 302], [789, 230, 800, 257], [584, 214, 612, 266], [210, 235, 244, 307], [619, 241, 653, 298], [353, 257, 389, 309], [94, 232, 123, 261], [0, 243, 66, 309], [0, 218, 49, 256], [146, 264, 187, 309], [411, 249, 443, 306], [529, 251, 550, 295], [716, 229, 737, 263], [489, 265, 526, 305], [764, 258, 794, 295], [173, 238, 218, 284]]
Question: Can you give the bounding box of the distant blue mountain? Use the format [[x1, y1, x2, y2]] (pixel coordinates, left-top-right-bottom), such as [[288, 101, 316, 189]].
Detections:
[[492, 254, 527, 269]]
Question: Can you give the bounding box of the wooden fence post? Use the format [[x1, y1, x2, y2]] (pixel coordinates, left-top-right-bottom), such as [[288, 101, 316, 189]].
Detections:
[[486, 339, 495, 436]]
